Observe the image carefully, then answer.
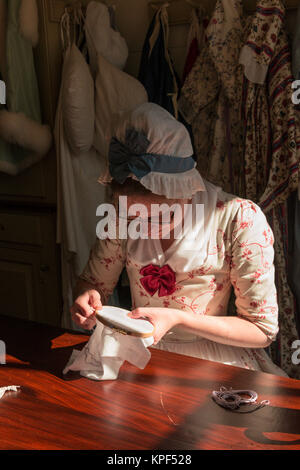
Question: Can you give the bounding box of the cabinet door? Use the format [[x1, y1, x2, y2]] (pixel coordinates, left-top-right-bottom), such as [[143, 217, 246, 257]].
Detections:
[[0, 248, 40, 321], [0, 150, 56, 204], [0, 242, 61, 327], [0, 211, 61, 326]]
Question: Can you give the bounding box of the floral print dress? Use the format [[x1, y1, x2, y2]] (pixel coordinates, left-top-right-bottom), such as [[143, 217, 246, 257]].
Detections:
[[179, 0, 300, 378], [179, 0, 300, 208], [179, 0, 246, 197], [80, 181, 287, 377], [241, 0, 299, 211]]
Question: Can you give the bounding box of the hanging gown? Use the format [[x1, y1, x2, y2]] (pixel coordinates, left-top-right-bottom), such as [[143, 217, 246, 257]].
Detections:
[[240, 0, 299, 211], [55, 49, 108, 329], [182, 8, 206, 85], [179, 0, 300, 378], [179, 0, 246, 197], [239, 0, 300, 379], [55, 5, 148, 329], [180, 0, 300, 209], [138, 5, 180, 118], [79, 180, 287, 377]]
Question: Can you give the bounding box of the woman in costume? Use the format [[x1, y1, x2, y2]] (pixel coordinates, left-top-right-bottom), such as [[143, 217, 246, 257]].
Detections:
[[70, 102, 286, 377]]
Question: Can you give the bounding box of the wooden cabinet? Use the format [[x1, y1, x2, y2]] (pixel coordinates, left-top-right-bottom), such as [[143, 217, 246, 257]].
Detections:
[[0, 1, 66, 326], [0, 209, 61, 326], [0, 0, 95, 206], [0, 150, 57, 205], [0, 0, 59, 205]]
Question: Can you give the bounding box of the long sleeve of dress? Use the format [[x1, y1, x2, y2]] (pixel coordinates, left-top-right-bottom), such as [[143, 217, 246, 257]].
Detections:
[[230, 200, 279, 341], [79, 237, 127, 302]]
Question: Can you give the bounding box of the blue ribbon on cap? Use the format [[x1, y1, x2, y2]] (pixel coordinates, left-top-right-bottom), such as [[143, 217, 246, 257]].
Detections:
[[109, 128, 195, 184]]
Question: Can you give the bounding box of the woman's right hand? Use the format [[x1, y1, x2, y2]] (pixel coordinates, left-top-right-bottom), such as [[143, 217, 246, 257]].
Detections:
[[70, 289, 102, 330]]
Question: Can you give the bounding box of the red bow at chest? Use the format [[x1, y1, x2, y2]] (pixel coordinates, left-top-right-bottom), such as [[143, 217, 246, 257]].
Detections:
[[140, 264, 176, 297]]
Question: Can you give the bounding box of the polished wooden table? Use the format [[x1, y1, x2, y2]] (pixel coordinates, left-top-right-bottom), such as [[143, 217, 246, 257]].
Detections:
[[0, 315, 300, 450]]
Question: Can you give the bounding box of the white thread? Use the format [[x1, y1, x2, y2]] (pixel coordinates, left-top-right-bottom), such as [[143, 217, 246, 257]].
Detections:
[[160, 392, 179, 426], [211, 386, 270, 413]]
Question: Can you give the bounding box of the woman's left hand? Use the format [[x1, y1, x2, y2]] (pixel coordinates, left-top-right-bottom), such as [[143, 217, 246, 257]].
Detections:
[[128, 307, 183, 345]]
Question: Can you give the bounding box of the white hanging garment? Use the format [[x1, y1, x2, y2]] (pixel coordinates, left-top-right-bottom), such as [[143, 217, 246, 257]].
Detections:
[[55, 4, 148, 329], [85, 1, 128, 74], [94, 54, 148, 180], [55, 8, 108, 329], [62, 43, 95, 155]]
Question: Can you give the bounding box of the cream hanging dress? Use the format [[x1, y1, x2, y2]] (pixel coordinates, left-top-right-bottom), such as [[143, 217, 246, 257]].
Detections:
[[55, 4, 148, 328]]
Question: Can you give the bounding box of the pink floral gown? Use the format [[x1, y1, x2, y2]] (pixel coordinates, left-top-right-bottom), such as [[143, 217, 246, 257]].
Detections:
[[80, 181, 287, 377], [179, 0, 299, 378]]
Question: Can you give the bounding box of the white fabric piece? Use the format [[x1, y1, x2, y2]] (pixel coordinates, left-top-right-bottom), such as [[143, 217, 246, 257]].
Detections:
[[113, 102, 194, 158], [94, 54, 148, 176], [0, 386, 20, 399], [55, 46, 107, 329], [62, 44, 95, 155], [140, 168, 205, 200], [56, 4, 138, 328], [85, 1, 128, 75], [19, 0, 39, 47], [239, 45, 268, 85], [63, 322, 154, 381]]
